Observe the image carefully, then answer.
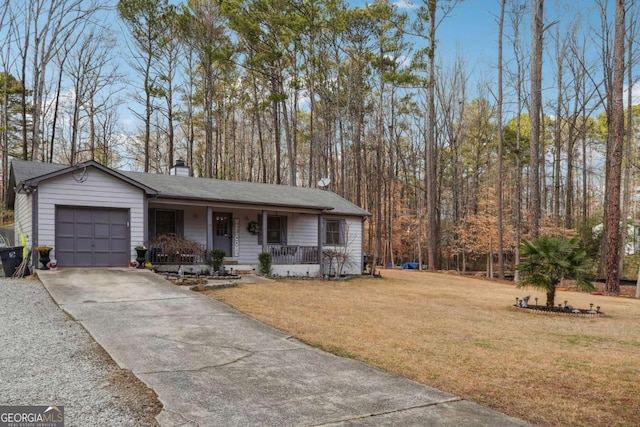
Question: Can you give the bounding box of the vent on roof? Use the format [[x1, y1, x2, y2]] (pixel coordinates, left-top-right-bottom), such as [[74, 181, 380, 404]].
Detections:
[[170, 159, 189, 177]]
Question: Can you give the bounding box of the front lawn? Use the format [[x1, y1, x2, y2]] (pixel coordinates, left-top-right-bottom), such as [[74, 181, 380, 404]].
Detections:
[[205, 269, 640, 427]]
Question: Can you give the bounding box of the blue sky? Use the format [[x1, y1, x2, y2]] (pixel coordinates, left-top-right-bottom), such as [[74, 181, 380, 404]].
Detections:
[[349, 0, 504, 71]]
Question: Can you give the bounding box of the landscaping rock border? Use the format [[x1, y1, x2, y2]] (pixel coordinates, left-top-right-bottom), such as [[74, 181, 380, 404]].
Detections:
[[511, 305, 606, 317]]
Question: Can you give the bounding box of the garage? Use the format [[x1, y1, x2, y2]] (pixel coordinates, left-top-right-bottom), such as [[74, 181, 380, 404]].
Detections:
[[55, 206, 130, 267]]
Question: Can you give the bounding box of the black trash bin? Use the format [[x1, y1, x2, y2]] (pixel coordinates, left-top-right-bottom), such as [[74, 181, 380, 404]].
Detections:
[[0, 246, 24, 277]]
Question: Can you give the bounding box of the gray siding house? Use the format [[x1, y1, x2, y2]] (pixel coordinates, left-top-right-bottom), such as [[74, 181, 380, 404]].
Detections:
[[8, 160, 370, 276]]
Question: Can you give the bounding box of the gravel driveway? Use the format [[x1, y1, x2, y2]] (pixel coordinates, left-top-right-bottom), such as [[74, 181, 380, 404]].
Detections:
[[0, 276, 161, 426]]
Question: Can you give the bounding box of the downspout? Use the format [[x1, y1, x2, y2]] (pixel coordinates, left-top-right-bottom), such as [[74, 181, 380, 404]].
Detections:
[[31, 186, 38, 267]]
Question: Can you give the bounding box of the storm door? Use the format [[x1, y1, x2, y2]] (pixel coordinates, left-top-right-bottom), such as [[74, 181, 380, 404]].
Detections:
[[212, 213, 232, 256]]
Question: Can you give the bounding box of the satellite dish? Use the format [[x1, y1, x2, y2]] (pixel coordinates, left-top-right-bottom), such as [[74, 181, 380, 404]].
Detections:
[[317, 177, 331, 189]]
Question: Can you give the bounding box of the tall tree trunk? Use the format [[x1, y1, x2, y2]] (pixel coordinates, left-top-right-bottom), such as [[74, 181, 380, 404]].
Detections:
[[604, 0, 625, 294], [564, 119, 575, 230], [166, 56, 175, 171], [509, 2, 526, 282], [252, 73, 266, 183], [425, 0, 438, 270], [375, 42, 385, 268], [88, 100, 96, 160], [496, 0, 505, 279], [620, 14, 634, 292], [144, 60, 152, 172], [203, 63, 214, 179], [529, 0, 544, 240], [553, 25, 564, 227], [272, 75, 281, 185], [581, 118, 589, 244], [1, 66, 9, 204], [49, 61, 64, 163]]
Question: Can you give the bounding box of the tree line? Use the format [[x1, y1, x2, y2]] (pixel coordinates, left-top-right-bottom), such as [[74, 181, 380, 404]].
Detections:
[[0, 0, 636, 293]]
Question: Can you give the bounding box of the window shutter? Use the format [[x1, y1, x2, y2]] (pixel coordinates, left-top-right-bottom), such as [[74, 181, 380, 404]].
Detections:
[[321, 219, 326, 245], [176, 210, 184, 236], [281, 216, 287, 245], [148, 208, 156, 239], [339, 219, 346, 245], [257, 214, 262, 245]]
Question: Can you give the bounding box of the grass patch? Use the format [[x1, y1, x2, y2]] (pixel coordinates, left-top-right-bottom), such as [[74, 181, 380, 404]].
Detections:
[[473, 338, 499, 350], [564, 334, 611, 346], [564, 334, 640, 348], [205, 269, 640, 427], [311, 343, 361, 360]]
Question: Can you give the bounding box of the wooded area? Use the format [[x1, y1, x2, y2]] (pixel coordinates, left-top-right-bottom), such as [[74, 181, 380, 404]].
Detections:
[[0, 0, 636, 292]]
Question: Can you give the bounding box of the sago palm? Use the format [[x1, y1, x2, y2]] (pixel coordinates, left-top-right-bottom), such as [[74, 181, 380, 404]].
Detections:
[[516, 235, 594, 308]]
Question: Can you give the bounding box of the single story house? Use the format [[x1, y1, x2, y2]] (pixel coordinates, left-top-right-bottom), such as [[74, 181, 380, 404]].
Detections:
[[8, 159, 370, 276]]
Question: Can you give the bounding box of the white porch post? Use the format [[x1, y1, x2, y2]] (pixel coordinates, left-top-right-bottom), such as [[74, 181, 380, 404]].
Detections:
[[206, 207, 213, 252], [261, 210, 268, 253]]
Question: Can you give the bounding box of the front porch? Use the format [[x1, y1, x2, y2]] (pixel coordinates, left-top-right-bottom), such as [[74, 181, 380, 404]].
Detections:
[[143, 202, 362, 276], [143, 238, 329, 278]]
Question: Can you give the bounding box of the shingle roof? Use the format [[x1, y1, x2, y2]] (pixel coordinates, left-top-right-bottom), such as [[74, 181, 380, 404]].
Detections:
[[11, 160, 68, 184], [10, 160, 370, 217]]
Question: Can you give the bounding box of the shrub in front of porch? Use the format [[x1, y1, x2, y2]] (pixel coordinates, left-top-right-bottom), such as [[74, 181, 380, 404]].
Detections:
[[149, 234, 207, 265], [210, 249, 226, 274], [258, 252, 272, 276]]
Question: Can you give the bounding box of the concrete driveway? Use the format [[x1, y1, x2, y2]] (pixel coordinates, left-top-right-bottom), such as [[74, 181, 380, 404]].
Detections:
[[38, 268, 530, 426]]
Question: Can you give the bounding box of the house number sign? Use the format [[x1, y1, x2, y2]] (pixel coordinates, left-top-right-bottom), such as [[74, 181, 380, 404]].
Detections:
[[234, 218, 240, 257]]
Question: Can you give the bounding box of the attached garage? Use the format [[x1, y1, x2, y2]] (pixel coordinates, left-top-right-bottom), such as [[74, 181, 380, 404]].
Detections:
[[55, 207, 130, 267], [8, 160, 156, 269]]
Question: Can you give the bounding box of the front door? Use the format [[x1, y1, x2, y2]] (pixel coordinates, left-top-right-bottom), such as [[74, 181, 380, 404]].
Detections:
[[212, 213, 232, 256]]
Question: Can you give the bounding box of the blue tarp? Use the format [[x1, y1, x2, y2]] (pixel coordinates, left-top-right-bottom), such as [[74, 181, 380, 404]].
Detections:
[[402, 262, 419, 270]]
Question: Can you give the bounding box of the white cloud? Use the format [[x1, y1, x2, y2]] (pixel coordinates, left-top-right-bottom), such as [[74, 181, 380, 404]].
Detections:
[[393, 0, 418, 10], [623, 81, 640, 107]]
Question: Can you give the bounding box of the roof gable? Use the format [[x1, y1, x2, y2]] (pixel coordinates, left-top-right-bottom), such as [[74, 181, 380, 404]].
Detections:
[[23, 160, 157, 195]]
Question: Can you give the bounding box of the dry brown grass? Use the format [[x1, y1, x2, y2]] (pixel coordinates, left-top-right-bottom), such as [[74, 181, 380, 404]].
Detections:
[[205, 269, 640, 427]]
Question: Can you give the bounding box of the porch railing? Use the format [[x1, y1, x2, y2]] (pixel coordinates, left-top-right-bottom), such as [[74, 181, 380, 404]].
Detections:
[[148, 243, 208, 265], [146, 242, 319, 266], [268, 245, 319, 265]]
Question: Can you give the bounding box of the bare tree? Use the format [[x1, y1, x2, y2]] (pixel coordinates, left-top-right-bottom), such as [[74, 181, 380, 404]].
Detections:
[[63, 30, 121, 164], [506, 0, 527, 282], [10, 0, 100, 161]]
